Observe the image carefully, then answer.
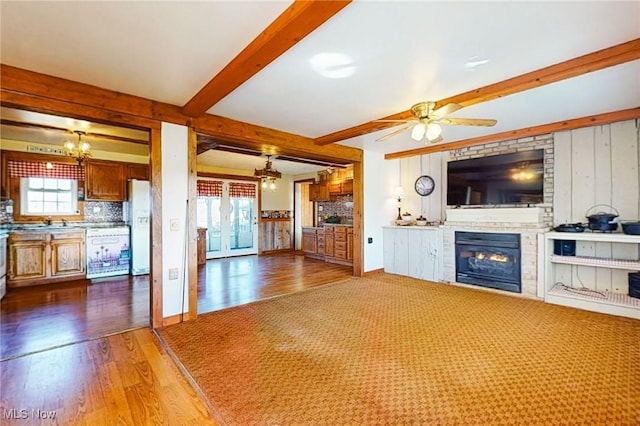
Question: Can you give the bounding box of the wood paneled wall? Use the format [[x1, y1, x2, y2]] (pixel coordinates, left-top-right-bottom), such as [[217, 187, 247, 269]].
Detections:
[[398, 152, 447, 222], [553, 119, 640, 293]]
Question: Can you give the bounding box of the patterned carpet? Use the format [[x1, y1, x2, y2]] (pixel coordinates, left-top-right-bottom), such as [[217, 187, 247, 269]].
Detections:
[[158, 274, 640, 425]]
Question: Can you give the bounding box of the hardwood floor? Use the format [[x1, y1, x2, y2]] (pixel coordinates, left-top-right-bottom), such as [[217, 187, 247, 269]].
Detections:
[[0, 252, 352, 423], [197, 252, 353, 313], [1, 275, 150, 360], [0, 328, 215, 425]]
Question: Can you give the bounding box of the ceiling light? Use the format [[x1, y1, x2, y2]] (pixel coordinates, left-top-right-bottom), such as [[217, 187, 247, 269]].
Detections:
[[410, 123, 426, 141], [309, 52, 355, 79], [64, 130, 91, 165], [426, 123, 442, 141], [254, 155, 281, 180]]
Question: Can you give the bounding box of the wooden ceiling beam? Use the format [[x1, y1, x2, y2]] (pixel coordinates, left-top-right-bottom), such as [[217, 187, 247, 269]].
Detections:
[[384, 107, 640, 160], [181, 0, 351, 117], [315, 38, 640, 146], [1, 64, 362, 163], [0, 119, 149, 144]]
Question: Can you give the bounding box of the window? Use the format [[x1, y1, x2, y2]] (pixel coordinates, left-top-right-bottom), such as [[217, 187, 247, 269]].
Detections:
[[20, 177, 79, 215]]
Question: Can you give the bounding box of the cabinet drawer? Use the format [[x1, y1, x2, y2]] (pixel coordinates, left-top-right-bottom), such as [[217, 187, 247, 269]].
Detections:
[[335, 241, 347, 251], [334, 249, 347, 260], [9, 232, 48, 242], [335, 233, 347, 242]]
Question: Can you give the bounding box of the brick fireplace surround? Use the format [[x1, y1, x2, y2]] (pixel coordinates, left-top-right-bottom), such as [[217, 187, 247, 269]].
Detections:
[[442, 134, 554, 297]]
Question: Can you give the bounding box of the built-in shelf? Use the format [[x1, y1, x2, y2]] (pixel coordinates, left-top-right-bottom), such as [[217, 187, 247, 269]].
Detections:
[[547, 283, 640, 319], [550, 254, 640, 270], [540, 231, 640, 319]]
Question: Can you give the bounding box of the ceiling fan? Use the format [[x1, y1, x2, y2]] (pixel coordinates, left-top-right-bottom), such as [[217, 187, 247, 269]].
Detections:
[[376, 101, 497, 143]]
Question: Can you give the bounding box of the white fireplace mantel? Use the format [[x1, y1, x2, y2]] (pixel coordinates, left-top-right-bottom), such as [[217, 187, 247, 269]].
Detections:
[[445, 207, 545, 225]]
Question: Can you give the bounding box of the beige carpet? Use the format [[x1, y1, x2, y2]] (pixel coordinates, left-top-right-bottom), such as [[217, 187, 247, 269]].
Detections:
[[159, 274, 640, 425]]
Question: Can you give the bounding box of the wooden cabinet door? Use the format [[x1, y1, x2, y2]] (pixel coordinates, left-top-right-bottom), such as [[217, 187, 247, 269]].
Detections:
[[341, 179, 353, 195], [309, 182, 329, 201], [347, 229, 353, 260], [51, 239, 84, 276], [8, 236, 47, 282], [302, 230, 317, 254], [324, 228, 334, 257], [86, 160, 126, 201], [126, 163, 149, 181]]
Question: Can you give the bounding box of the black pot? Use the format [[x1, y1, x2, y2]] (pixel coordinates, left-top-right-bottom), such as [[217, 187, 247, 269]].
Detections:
[[585, 204, 619, 231], [554, 223, 585, 233], [621, 222, 640, 235], [588, 221, 618, 232]]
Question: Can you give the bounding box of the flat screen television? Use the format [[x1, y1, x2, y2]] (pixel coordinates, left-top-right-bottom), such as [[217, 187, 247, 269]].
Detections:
[[447, 149, 544, 206]]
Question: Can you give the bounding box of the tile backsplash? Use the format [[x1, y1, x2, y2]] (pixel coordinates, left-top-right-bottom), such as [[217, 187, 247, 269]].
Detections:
[[0, 200, 14, 224], [0, 199, 124, 224], [317, 195, 353, 225]]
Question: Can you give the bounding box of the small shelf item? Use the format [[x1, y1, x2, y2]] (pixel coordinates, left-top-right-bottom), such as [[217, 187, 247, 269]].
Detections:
[[549, 255, 640, 270]]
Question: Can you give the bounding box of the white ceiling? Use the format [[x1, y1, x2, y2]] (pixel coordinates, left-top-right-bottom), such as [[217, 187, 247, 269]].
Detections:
[[1, 1, 639, 169]]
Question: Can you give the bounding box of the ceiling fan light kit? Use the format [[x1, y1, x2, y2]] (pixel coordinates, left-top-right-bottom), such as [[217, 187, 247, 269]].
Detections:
[[377, 101, 496, 144]]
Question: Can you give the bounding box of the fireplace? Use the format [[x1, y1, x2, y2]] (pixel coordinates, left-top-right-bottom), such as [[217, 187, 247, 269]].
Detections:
[[455, 231, 521, 293]]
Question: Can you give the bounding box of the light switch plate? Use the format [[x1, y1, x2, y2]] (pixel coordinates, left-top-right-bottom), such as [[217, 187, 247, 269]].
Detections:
[[170, 219, 180, 231], [168, 268, 179, 280]]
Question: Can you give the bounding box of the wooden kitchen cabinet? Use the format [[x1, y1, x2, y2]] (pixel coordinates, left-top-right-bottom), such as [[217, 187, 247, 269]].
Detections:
[[8, 231, 47, 283], [260, 219, 293, 254], [309, 182, 330, 201], [86, 160, 126, 201], [324, 225, 353, 266], [126, 163, 149, 181], [328, 179, 354, 196], [302, 227, 325, 259], [50, 230, 85, 277], [8, 229, 86, 288], [324, 226, 334, 257]]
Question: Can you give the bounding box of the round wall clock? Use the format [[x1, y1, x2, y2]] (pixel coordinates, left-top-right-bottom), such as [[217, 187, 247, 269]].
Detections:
[[415, 175, 435, 196]]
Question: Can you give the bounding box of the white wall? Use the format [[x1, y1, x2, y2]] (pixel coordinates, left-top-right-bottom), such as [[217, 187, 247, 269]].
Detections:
[[261, 175, 293, 210], [362, 150, 396, 272], [160, 122, 190, 318]]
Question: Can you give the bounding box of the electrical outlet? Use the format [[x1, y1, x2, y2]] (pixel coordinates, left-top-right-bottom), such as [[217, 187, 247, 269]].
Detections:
[[367, 237, 373, 244], [168, 268, 179, 280], [170, 219, 180, 231], [318, 205, 323, 212]]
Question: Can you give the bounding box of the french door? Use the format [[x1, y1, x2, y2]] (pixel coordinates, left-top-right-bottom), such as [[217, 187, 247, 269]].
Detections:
[[196, 179, 258, 259]]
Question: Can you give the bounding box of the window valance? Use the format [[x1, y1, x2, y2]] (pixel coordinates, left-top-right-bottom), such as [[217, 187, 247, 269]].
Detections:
[[8, 160, 85, 180], [229, 182, 256, 198], [197, 180, 223, 197]]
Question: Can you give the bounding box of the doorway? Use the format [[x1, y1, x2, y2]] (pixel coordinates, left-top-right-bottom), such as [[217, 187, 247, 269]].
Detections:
[[294, 179, 315, 251], [196, 178, 259, 259]]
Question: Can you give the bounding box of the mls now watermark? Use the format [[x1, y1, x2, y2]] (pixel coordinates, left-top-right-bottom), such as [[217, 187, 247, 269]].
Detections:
[[3, 408, 58, 420]]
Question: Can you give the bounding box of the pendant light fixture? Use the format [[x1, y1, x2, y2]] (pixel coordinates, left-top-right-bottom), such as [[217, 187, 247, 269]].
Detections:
[[64, 130, 91, 165], [254, 155, 281, 190]]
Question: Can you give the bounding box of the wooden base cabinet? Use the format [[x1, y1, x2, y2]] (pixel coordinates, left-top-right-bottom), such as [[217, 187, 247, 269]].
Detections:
[[8, 229, 86, 288], [324, 225, 353, 266], [383, 226, 442, 282], [260, 219, 293, 253]]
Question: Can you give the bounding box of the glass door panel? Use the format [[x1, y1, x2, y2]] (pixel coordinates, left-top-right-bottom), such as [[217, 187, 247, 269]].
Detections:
[[197, 180, 258, 259]]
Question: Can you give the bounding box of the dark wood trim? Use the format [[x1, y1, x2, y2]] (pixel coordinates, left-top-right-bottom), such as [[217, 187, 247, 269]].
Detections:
[[0, 119, 149, 144], [150, 127, 163, 329], [182, 0, 351, 116], [162, 313, 191, 327], [385, 107, 640, 160], [315, 38, 640, 145], [196, 171, 261, 182]]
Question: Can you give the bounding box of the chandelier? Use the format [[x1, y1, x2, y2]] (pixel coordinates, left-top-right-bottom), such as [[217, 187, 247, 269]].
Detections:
[[254, 155, 281, 190], [64, 130, 91, 165]]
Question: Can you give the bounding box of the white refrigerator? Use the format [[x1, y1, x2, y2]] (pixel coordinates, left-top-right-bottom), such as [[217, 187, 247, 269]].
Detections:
[[128, 179, 150, 275]]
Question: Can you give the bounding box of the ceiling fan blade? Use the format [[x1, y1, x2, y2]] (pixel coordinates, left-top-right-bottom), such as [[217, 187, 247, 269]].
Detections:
[[373, 119, 415, 123], [376, 123, 415, 142], [440, 118, 497, 127], [431, 103, 463, 118]]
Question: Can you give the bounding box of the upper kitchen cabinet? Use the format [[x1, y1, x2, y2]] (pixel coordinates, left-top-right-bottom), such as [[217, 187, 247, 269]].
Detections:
[[126, 163, 149, 181], [309, 182, 330, 201], [85, 160, 126, 201], [328, 179, 353, 196]]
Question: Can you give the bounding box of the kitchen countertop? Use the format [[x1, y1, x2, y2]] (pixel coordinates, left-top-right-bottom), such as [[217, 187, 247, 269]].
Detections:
[[1, 222, 127, 231]]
